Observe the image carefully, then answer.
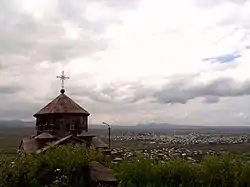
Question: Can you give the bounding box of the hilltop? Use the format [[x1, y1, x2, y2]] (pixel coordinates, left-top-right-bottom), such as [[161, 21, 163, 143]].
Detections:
[[1, 120, 250, 133]]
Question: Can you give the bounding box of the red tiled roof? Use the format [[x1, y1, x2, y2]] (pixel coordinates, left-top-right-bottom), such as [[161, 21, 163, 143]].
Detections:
[[34, 133, 55, 140], [89, 161, 118, 184], [19, 137, 39, 153], [36, 135, 87, 154], [77, 131, 95, 138], [34, 90, 90, 117]]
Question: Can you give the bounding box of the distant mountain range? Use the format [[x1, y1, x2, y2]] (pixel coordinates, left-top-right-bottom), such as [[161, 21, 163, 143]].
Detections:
[[0, 120, 250, 132], [91, 123, 250, 131], [0, 120, 35, 127]]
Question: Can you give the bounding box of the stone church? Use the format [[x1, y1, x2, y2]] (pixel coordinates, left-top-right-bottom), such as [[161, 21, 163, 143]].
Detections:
[[19, 71, 109, 154]]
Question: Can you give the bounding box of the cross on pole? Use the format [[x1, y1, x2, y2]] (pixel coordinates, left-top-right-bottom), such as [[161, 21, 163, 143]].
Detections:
[[56, 71, 70, 89]]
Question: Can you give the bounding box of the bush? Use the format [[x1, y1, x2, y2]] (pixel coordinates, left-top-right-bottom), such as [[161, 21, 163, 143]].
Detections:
[[0, 144, 109, 187], [115, 153, 250, 187], [1, 146, 250, 187]]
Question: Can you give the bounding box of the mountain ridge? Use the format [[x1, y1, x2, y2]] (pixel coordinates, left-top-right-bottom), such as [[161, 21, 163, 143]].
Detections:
[[0, 120, 250, 130]]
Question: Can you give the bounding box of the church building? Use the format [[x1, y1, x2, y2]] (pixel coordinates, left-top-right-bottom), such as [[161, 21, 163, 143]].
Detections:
[[19, 71, 108, 154]]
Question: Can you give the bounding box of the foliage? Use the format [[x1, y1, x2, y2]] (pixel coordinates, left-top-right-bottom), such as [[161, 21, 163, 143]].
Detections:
[[1, 146, 250, 186], [115, 153, 250, 187], [0, 144, 109, 187]]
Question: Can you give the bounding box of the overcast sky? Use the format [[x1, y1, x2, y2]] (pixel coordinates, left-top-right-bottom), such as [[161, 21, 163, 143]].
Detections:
[[0, 0, 250, 125]]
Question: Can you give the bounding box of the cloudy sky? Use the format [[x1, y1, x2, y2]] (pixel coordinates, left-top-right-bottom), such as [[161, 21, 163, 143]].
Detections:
[[0, 0, 250, 126]]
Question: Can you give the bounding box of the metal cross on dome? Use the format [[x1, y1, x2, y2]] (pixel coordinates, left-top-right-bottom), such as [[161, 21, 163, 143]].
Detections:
[[56, 71, 70, 89]]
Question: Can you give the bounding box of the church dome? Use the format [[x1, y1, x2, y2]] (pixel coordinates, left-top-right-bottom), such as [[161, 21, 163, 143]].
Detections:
[[33, 90, 90, 117]]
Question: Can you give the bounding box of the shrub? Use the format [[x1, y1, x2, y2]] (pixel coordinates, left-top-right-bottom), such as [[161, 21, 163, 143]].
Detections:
[[115, 153, 250, 187], [0, 144, 109, 187], [1, 145, 250, 187]]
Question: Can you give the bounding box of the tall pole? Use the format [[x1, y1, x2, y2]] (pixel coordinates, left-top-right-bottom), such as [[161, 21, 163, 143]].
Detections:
[[102, 122, 111, 149], [108, 126, 111, 150]]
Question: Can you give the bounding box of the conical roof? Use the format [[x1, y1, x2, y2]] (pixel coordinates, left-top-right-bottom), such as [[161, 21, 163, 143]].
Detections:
[[34, 89, 90, 117]]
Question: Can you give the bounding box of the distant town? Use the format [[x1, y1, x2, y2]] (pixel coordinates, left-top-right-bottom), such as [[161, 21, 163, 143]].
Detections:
[[1, 120, 250, 162]]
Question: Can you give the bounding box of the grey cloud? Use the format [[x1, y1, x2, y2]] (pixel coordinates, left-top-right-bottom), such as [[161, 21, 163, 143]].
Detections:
[[0, 85, 22, 94], [0, 0, 125, 64], [2, 0, 250, 126], [100, 0, 139, 10], [56, 0, 117, 33], [0, 0, 139, 76], [68, 86, 114, 103], [0, 98, 42, 119], [0, 2, 36, 55], [0, 61, 4, 70], [59, 74, 250, 106], [34, 36, 108, 63], [67, 81, 149, 103], [195, 0, 249, 8], [153, 77, 250, 104], [65, 75, 250, 105], [68, 86, 123, 103], [0, 19, 107, 63], [203, 96, 220, 103]]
